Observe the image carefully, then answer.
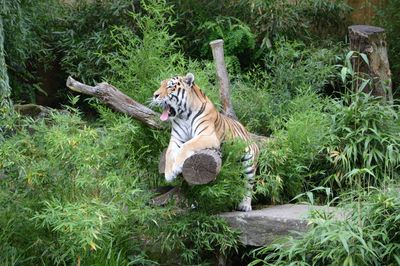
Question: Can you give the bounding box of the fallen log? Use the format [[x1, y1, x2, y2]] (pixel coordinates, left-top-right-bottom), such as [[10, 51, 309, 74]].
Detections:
[[14, 103, 51, 117], [159, 149, 221, 185]]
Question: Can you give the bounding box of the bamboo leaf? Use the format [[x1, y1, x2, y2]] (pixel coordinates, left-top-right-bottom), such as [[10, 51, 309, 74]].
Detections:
[[360, 53, 369, 66], [341, 67, 348, 83]]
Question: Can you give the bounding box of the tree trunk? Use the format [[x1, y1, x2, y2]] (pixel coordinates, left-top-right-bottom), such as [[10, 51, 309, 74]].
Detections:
[[0, 16, 11, 110], [348, 25, 393, 102], [159, 149, 221, 185]]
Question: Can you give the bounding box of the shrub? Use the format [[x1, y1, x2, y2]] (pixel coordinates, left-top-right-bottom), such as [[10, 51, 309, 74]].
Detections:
[[254, 94, 332, 202], [169, 0, 350, 67], [157, 212, 240, 265], [250, 185, 400, 266], [232, 40, 340, 135], [56, 0, 135, 84], [0, 107, 244, 265], [0, 109, 164, 265], [197, 16, 255, 58], [2, 0, 63, 103], [105, 0, 181, 104], [325, 92, 400, 189]]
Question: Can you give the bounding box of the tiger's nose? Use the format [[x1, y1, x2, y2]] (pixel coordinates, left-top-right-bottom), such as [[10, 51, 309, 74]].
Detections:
[[154, 93, 160, 99]]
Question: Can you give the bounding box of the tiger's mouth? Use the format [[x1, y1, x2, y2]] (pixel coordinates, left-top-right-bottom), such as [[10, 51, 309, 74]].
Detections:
[[160, 104, 176, 121]]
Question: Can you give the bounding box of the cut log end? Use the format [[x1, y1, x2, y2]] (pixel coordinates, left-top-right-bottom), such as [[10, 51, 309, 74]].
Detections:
[[209, 39, 224, 47], [159, 149, 221, 185], [348, 25, 385, 35], [182, 149, 221, 185]]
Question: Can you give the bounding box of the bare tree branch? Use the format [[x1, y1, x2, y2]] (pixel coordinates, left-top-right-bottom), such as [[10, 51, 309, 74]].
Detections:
[[66, 76, 164, 129]]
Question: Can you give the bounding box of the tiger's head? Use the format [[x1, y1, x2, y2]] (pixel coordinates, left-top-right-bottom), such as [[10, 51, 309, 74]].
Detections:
[[153, 73, 195, 121]]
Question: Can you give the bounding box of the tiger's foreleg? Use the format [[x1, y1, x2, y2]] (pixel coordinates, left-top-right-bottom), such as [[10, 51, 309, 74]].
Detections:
[[164, 140, 181, 182], [171, 134, 220, 180]]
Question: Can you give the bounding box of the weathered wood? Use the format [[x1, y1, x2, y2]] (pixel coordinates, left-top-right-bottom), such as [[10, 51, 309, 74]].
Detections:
[[348, 25, 393, 102], [66, 76, 164, 129], [14, 104, 51, 117], [210, 39, 237, 120], [150, 187, 182, 206], [182, 149, 221, 185], [66, 77, 269, 141], [159, 148, 221, 185]]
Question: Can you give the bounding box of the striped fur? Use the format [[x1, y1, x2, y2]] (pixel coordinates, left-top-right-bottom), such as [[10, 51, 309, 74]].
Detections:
[[153, 73, 259, 211]]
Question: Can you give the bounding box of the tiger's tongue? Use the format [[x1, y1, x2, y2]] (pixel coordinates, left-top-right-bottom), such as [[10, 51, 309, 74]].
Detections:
[[160, 106, 170, 121]]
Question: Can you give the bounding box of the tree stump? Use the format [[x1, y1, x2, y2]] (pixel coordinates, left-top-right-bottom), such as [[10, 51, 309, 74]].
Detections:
[[159, 149, 222, 185], [348, 25, 393, 102]]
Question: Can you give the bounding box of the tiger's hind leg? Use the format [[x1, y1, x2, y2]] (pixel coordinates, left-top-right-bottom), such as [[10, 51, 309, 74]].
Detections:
[[237, 172, 255, 212], [237, 144, 258, 212]]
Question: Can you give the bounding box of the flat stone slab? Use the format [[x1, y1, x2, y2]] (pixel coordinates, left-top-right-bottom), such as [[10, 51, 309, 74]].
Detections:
[[220, 204, 339, 246]]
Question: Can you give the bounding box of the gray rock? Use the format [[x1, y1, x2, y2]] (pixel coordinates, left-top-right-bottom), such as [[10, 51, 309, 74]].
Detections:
[[220, 204, 340, 246]]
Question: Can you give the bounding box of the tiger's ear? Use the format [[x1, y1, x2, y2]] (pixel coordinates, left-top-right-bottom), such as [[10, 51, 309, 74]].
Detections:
[[185, 73, 195, 87]]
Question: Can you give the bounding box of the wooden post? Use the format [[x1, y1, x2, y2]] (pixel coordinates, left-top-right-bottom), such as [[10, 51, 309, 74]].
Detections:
[[348, 25, 393, 102], [209, 39, 238, 120]]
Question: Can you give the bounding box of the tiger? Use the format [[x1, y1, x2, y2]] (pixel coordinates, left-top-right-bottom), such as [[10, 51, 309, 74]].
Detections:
[[152, 73, 259, 212]]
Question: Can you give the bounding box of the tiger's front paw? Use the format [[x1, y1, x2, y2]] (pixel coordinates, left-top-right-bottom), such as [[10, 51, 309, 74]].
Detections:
[[164, 164, 183, 182], [237, 196, 252, 212]]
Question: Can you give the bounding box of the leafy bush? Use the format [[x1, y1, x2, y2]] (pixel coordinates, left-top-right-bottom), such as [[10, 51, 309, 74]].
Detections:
[[169, 0, 350, 66], [157, 212, 240, 265], [254, 94, 332, 202], [105, 0, 181, 104], [2, 0, 136, 104], [0, 108, 164, 265], [56, 0, 135, 84], [198, 16, 255, 58], [0, 107, 241, 265], [232, 40, 340, 135], [2, 0, 63, 103], [325, 92, 400, 189], [250, 185, 400, 266]]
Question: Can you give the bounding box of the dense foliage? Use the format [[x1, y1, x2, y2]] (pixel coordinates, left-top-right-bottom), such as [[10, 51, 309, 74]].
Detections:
[[1, 0, 399, 265], [375, 0, 400, 88], [251, 186, 400, 265]]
